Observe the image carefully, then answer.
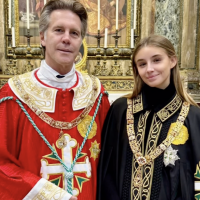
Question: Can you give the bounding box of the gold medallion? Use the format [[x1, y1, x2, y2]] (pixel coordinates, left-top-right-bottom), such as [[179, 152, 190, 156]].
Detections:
[[56, 131, 67, 149], [89, 140, 101, 160], [77, 115, 97, 139], [168, 123, 189, 145]]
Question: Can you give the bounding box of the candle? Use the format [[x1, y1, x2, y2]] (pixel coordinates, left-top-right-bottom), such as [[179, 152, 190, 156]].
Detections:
[[133, 0, 137, 29], [116, 0, 118, 30], [44, 0, 46, 5], [104, 28, 108, 48], [97, 0, 100, 30], [130, 28, 134, 48], [27, 0, 30, 29], [12, 27, 15, 47], [8, 0, 11, 28]]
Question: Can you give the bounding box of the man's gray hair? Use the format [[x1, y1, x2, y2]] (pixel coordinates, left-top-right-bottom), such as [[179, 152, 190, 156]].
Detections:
[[39, 0, 88, 39]]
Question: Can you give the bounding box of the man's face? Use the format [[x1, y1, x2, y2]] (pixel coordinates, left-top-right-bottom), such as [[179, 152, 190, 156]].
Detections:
[[40, 9, 82, 74]]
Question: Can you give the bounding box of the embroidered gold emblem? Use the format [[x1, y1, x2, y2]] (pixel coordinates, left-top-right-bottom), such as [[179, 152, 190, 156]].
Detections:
[[9, 71, 101, 112], [10, 73, 99, 130], [89, 140, 100, 160], [73, 75, 99, 110], [77, 115, 97, 139], [32, 181, 66, 200], [168, 123, 189, 145], [9, 72, 57, 112]]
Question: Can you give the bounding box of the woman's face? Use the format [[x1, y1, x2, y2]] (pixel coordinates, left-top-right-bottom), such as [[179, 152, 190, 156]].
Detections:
[[134, 46, 177, 89]]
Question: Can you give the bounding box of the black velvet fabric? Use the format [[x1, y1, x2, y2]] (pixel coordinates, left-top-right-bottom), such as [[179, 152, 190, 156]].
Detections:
[[142, 83, 177, 200], [142, 82, 176, 147], [97, 83, 200, 200]]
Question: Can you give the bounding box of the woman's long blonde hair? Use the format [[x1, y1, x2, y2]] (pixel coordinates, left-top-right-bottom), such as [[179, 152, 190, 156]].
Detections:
[[128, 34, 198, 106]]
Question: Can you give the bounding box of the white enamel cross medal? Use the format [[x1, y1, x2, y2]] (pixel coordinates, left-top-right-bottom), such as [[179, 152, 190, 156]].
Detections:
[[56, 130, 67, 149]]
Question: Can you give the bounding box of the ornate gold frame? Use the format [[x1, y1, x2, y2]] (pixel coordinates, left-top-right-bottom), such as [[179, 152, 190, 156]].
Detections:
[[85, 0, 132, 48], [3, 0, 88, 72], [75, 39, 88, 73]]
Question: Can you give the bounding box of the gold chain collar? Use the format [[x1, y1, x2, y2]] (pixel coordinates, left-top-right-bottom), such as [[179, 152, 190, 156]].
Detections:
[[127, 97, 190, 187], [12, 75, 98, 130]]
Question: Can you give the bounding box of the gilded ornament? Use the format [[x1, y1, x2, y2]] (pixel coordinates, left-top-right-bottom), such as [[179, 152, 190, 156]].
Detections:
[[77, 115, 97, 139], [68, 123, 72, 128], [89, 140, 101, 160], [137, 156, 147, 166], [160, 144, 166, 150], [178, 115, 185, 122], [129, 135, 135, 140], [127, 97, 190, 193], [36, 110, 42, 115], [133, 167, 143, 187], [159, 110, 169, 119], [56, 134, 67, 149], [23, 94, 29, 100], [168, 123, 189, 145]]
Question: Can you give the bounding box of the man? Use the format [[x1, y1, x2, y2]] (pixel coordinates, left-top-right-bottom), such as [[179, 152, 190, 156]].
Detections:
[[0, 0, 110, 199]]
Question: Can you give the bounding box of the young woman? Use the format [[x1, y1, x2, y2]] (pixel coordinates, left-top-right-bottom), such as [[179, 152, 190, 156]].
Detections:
[[97, 35, 200, 200]]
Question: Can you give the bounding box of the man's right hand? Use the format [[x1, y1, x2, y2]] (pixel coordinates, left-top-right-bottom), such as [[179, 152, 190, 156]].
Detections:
[[69, 196, 77, 200]]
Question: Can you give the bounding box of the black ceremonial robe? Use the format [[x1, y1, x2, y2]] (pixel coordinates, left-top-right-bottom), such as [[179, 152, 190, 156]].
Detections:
[[97, 84, 200, 200]]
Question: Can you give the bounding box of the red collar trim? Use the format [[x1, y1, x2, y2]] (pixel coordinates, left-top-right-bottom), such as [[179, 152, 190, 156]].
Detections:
[[34, 69, 79, 91]]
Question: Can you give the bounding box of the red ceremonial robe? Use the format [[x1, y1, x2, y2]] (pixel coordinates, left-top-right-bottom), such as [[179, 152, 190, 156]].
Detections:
[[0, 70, 110, 200]]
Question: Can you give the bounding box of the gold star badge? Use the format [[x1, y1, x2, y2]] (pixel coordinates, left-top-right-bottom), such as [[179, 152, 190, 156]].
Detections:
[[89, 140, 100, 160]]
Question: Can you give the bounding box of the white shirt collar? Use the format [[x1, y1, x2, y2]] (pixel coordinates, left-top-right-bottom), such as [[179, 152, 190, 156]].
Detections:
[[37, 60, 77, 90]]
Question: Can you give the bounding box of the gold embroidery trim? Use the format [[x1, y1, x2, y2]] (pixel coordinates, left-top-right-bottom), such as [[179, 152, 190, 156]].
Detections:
[[142, 114, 162, 200], [32, 181, 66, 200], [72, 74, 100, 110], [157, 95, 182, 122], [131, 111, 150, 199], [127, 97, 190, 188], [132, 94, 143, 114], [12, 75, 99, 129], [9, 72, 57, 112]]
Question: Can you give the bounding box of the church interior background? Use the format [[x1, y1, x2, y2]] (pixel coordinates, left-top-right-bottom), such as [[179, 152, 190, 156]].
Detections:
[[0, 0, 200, 103]]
